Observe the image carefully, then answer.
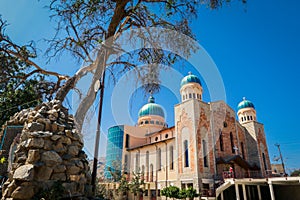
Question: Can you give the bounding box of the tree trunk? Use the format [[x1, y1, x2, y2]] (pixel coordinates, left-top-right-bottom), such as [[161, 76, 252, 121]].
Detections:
[[53, 0, 131, 132]]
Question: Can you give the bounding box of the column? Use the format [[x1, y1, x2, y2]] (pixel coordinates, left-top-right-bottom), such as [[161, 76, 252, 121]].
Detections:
[[235, 184, 240, 200], [269, 182, 275, 200], [221, 191, 224, 200], [257, 185, 262, 200], [242, 184, 247, 200]]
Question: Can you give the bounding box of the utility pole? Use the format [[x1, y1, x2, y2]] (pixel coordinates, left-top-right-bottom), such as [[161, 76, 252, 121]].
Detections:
[[275, 143, 287, 176], [91, 49, 108, 193]]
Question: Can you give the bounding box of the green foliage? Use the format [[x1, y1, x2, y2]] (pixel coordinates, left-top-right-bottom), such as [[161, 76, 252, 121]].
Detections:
[[95, 183, 108, 199], [129, 171, 145, 199], [0, 157, 6, 164], [0, 18, 56, 128], [118, 175, 129, 195], [161, 185, 180, 199], [185, 186, 200, 199], [161, 186, 200, 200], [290, 169, 300, 177], [32, 181, 65, 200]]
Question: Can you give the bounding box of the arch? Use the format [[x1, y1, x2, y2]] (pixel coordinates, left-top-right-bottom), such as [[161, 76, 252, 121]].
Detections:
[[184, 140, 189, 167], [241, 142, 245, 159], [124, 154, 129, 174], [230, 132, 235, 154], [125, 134, 129, 148], [203, 139, 208, 167], [157, 148, 162, 171], [146, 151, 149, 181], [150, 164, 154, 182], [169, 145, 174, 170], [219, 130, 224, 151], [135, 152, 140, 172]]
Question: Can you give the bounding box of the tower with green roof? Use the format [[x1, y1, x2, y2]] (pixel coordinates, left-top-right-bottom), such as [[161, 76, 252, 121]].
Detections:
[[180, 72, 203, 102], [237, 97, 257, 124]]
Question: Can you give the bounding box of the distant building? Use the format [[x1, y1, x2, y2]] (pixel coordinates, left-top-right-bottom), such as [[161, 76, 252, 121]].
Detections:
[[271, 164, 285, 176], [104, 72, 271, 198]]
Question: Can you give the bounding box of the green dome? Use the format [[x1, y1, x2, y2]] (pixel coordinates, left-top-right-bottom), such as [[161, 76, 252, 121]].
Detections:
[[138, 96, 165, 118], [181, 72, 201, 87], [238, 98, 255, 110]]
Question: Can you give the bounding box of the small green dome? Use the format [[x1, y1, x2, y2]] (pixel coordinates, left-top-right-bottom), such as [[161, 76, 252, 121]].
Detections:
[[181, 72, 201, 87], [238, 98, 255, 110], [138, 96, 165, 118]]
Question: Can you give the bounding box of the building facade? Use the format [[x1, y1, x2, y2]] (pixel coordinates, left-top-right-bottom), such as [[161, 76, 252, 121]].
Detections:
[[104, 72, 271, 198]]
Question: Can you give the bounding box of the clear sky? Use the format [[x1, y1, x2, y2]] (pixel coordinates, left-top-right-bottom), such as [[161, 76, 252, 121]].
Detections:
[[1, 0, 300, 174]]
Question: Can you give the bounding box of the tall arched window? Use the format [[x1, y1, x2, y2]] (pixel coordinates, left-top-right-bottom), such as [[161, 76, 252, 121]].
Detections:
[[203, 140, 208, 167], [141, 165, 145, 180], [169, 146, 174, 170], [241, 142, 245, 159], [184, 140, 189, 167], [125, 134, 129, 148], [262, 153, 267, 171], [124, 154, 129, 174], [150, 164, 154, 182], [157, 148, 161, 171], [146, 151, 149, 181], [135, 152, 140, 172], [230, 132, 235, 154], [219, 130, 224, 151]]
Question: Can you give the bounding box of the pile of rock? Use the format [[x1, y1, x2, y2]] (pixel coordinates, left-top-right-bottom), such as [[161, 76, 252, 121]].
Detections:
[[1, 100, 92, 200]]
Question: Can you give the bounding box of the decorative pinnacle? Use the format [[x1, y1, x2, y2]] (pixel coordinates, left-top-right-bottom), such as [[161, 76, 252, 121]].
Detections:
[[148, 90, 155, 103], [243, 97, 246, 101], [188, 71, 192, 75]]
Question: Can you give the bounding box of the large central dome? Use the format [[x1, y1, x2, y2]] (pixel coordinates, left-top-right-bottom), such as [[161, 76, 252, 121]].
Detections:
[[138, 96, 165, 118]]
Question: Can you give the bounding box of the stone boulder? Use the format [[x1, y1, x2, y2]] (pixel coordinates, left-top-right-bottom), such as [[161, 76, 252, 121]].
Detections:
[[1, 100, 92, 200]]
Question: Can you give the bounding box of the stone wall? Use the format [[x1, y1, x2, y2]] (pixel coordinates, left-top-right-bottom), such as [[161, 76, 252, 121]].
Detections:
[[1, 100, 92, 200]]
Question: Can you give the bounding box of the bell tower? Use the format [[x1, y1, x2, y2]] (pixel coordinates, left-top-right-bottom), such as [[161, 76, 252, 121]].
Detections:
[[180, 72, 203, 102], [237, 97, 257, 124]]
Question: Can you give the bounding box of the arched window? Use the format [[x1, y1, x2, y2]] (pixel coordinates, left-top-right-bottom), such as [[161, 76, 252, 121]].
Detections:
[[124, 154, 129, 174], [197, 94, 200, 99], [169, 146, 174, 170], [150, 164, 154, 182], [141, 165, 145, 180], [157, 148, 161, 171], [230, 132, 235, 154], [241, 142, 245, 159], [247, 116, 250, 120], [219, 130, 224, 151], [184, 140, 189, 167], [146, 151, 149, 181], [183, 95, 185, 101], [125, 134, 129, 148], [189, 93, 192, 98], [250, 116, 253, 120], [203, 140, 208, 167], [193, 93, 196, 98], [135, 152, 140, 172], [262, 153, 267, 171]]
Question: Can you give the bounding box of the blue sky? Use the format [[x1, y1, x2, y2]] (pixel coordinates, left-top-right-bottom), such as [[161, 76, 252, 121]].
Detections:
[[1, 0, 300, 173]]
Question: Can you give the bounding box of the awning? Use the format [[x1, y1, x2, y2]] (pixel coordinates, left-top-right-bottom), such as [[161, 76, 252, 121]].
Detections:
[[216, 155, 260, 170]]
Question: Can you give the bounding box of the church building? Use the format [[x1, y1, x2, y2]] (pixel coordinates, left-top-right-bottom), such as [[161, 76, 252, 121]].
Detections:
[[104, 72, 271, 198]]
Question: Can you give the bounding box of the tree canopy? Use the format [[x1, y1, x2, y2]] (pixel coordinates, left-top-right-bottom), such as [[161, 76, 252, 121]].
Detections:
[[0, 0, 246, 130]]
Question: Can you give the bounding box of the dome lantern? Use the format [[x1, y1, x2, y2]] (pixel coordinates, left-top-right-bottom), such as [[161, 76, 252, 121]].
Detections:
[[180, 72, 203, 102], [237, 97, 257, 124]]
